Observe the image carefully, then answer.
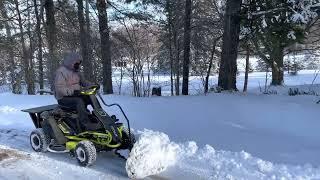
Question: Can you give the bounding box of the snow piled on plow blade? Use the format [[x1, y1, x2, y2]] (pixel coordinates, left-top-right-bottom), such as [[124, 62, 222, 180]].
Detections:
[[126, 129, 197, 179], [126, 129, 320, 179]]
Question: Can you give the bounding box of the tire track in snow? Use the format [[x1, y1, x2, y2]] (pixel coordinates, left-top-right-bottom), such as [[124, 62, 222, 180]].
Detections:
[[0, 129, 30, 150]]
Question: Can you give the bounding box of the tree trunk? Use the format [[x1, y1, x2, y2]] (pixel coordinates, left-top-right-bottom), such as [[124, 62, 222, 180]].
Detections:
[[218, 0, 242, 91], [175, 40, 180, 96], [119, 64, 123, 95], [76, 0, 88, 67], [97, 0, 113, 94], [205, 43, 217, 94], [264, 70, 268, 92], [182, 0, 192, 95], [34, 0, 44, 94], [26, 0, 36, 95], [147, 61, 151, 97], [132, 67, 136, 96], [287, 58, 290, 74], [44, 0, 58, 90], [271, 50, 284, 86], [0, 0, 21, 94], [169, 30, 174, 96], [172, 9, 180, 96], [165, 0, 174, 96], [85, 0, 94, 81], [243, 45, 250, 92], [14, 0, 34, 94], [170, 43, 174, 96], [77, 0, 93, 81]]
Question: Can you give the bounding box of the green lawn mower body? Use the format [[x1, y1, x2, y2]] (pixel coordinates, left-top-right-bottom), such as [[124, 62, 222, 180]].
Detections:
[[22, 86, 135, 166]]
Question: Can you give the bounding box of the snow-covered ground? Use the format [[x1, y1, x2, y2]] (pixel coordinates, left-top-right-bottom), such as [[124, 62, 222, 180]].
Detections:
[[113, 69, 320, 96], [1, 71, 320, 179]]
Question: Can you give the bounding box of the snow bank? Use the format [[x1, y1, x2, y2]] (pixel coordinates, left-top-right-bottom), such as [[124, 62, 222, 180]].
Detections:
[[127, 130, 320, 179], [0, 106, 18, 114], [256, 84, 320, 96], [126, 129, 197, 179]]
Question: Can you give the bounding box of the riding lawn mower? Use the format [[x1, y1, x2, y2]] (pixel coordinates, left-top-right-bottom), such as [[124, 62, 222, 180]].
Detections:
[[22, 85, 135, 167]]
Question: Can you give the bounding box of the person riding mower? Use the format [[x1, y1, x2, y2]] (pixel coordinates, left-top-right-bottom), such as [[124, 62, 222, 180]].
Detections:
[[54, 52, 97, 133], [22, 52, 135, 166]]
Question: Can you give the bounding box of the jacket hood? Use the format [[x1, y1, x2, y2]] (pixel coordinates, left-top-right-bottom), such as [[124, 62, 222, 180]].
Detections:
[[63, 52, 82, 70]]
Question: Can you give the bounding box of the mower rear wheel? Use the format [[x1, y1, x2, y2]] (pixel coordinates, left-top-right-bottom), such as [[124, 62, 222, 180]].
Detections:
[[75, 140, 97, 167], [30, 128, 51, 152]]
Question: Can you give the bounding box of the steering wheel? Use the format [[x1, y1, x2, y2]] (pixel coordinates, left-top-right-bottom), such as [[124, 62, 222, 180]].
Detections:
[[82, 85, 100, 91], [80, 85, 100, 95]]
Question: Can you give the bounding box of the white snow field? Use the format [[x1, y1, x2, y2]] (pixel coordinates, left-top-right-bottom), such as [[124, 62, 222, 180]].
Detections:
[[1, 70, 320, 179], [113, 69, 320, 96]]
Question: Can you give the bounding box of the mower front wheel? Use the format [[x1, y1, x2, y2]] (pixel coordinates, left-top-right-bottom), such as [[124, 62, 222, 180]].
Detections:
[[75, 140, 97, 167], [120, 127, 136, 151], [30, 128, 51, 152]]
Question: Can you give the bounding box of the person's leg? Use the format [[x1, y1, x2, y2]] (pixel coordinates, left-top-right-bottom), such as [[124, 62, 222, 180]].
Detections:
[[58, 97, 78, 110], [75, 97, 90, 129], [58, 97, 89, 132]]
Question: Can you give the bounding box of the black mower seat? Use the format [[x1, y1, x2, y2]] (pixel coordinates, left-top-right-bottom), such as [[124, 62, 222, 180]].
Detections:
[[58, 105, 77, 112], [22, 104, 58, 114]]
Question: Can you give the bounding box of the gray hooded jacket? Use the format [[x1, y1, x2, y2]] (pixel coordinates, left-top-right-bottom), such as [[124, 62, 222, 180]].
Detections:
[[54, 52, 92, 100]]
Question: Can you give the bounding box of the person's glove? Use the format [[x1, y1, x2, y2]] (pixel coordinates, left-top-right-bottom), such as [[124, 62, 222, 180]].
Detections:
[[96, 84, 101, 90], [73, 90, 81, 96]]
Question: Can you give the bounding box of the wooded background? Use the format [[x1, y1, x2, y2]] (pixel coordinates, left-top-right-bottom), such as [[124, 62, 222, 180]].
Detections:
[[0, 0, 319, 96]]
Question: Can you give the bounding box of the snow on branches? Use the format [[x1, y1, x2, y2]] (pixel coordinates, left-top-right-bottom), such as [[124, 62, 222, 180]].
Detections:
[[288, 0, 320, 24], [240, 0, 320, 38]]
